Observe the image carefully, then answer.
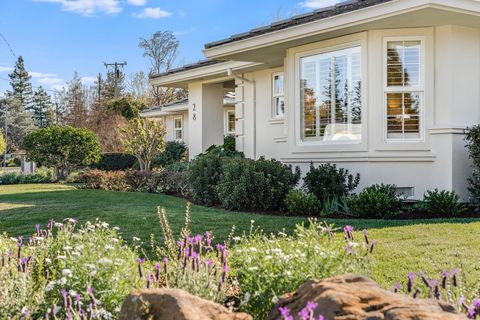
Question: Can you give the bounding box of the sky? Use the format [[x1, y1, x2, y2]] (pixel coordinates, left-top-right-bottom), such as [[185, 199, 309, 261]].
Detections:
[[0, 0, 344, 95]]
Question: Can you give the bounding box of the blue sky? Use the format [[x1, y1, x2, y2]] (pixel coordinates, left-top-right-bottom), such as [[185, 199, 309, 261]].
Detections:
[[0, 0, 340, 95]]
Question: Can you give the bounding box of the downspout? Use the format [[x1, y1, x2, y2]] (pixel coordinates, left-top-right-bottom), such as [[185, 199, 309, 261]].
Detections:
[[227, 68, 257, 159]]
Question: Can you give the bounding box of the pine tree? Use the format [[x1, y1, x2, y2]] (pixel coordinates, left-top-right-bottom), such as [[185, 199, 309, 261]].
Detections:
[[66, 72, 88, 128], [32, 86, 54, 128], [6, 56, 34, 112], [1, 56, 35, 151]]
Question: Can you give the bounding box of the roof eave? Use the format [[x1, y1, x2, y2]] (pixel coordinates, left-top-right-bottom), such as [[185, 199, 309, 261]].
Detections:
[[202, 0, 480, 60]]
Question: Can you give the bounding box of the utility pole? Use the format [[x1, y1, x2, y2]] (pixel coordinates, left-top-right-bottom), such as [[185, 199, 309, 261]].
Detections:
[[2, 99, 7, 168], [97, 73, 102, 103], [104, 61, 127, 99]]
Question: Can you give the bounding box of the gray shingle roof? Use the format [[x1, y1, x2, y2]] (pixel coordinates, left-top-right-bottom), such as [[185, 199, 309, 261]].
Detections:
[[204, 0, 394, 49]]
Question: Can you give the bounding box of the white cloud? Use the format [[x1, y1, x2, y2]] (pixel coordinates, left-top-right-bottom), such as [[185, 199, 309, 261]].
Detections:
[[173, 27, 196, 36], [30, 71, 58, 78], [33, 0, 122, 16], [300, 0, 338, 9], [0, 66, 13, 73], [37, 77, 64, 87], [133, 7, 172, 19], [127, 0, 146, 6], [81, 76, 97, 85]]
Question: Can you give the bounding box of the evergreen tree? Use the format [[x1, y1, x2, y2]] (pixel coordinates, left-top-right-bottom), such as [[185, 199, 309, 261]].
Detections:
[[6, 56, 34, 112], [32, 86, 54, 128], [66, 72, 88, 128], [0, 97, 33, 152]]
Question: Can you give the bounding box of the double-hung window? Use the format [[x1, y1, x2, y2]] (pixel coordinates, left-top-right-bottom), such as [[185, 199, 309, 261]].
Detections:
[[300, 46, 362, 143], [226, 110, 235, 135], [173, 116, 183, 141], [272, 72, 285, 118], [385, 39, 423, 140]]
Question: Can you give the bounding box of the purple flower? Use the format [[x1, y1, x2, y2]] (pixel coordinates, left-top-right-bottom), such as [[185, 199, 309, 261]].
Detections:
[[343, 225, 354, 240], [473, 299, 480, 311], [363, 229, 369, 245], [393, 283, 401, 293], [279, 306, 291, 318], [61, 288, 68, 308], [442, 271, 449, 289], [345, 244, 355, 255], [407, 272, 415, 293], [35, 224, 41, 236], [21, 307, 29, 318], [155, 262, 161, 270], [136, 258, 145, 264], [147, 274, 154, 288], [451, 268, 459, 287], [467, 308, 476, 319], [298, 308, 310, 320], [306, 301, 317, 312], [206, 258, 213, 267]]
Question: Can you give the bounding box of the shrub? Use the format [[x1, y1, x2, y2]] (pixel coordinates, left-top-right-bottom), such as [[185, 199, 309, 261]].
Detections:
[[124, 169, 151, 191], [349, 184, 403, 218], [154, 141, 187, 167], [304, 163, 360, 204], [421, 189, 465, 216], [223, 135, 236, 153], [217, 157, 300, 211], [285, 190, 320, 216], [79, 169, 107, 189], [0, 168, 54, 185], [101, 170, 129, 191], [92, 153, 137, 171], [465, 125, 480, 207], [23, 125, 101, 180], [187, 153, 226, 206], [148, 169, 189, 195], [230, 221, 375, 318]]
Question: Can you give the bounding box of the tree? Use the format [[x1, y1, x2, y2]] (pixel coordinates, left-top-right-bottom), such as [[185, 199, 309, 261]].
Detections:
[[66, 72, 88, 127], [121, 118, 166, 172], [32, 86, 54, 128], [6, 56, 34, 112], [23, 125, 101, 180], [138, 31, 186, 106], [0, 97, 33, 152], [106, 96, 147, 120], [0, 132, 5, 156]]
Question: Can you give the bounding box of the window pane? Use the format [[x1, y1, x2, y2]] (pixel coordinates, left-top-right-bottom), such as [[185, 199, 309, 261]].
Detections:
[[274, 74, 284, 95], [300, 46, 362, 142], [387, 40, 421, 87], [386, 92, 421, 139], [174, 118, 182, 129], [274, 96, 285, 117], [175, 130, 182, 140], [227, 111, 235, 133]]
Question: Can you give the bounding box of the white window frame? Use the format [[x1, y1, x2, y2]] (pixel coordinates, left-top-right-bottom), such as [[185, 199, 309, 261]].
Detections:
[[173, 115, 183, 141], [225, 109, 236, 135], [383, 36, 425, 143], [272, 72, 285, 119], [297, 44, 363, 146]]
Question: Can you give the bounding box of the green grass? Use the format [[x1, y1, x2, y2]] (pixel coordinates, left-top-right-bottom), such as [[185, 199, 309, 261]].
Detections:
[[0, 184, 479, 289]]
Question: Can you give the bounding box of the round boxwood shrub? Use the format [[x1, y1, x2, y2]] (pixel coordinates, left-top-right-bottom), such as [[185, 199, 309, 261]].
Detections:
[[187, 153, 226, 206], [304, 163, 360, 204], [92, 153, 137, 171], [421, 189, 465, 216], [216, 157, 300, 212], [349, 183, 403, 219], [285, 190, 320, 216]]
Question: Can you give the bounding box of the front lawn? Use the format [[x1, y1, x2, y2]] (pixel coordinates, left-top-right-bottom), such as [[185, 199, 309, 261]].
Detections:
[[0, 184, 479, 288]]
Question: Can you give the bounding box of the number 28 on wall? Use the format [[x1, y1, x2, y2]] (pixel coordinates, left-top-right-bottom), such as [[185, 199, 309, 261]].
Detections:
[[192, 104, 197, 121]]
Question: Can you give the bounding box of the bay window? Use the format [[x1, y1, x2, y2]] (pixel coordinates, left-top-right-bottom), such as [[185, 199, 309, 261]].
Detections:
[[385, 39, 423, 140], [300, 46, 362, 143]]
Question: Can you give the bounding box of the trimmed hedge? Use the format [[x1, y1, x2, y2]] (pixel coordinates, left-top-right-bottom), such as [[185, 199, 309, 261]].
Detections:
[[91, 153, 137, 171]]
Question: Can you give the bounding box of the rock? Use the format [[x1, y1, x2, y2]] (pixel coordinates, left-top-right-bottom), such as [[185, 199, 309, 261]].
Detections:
[[268, 275, 467, 320], [119, 288, 252, 320]]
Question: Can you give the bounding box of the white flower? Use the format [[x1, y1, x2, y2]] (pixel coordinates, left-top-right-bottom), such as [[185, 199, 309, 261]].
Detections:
[[114, 259, 124, 266], [58, 277, 67, 285], [75, 245, 84, 251], [63, 246, 73, 251], [57, 255, 67, 260], [71, 251, 80, 256], [101, 222, 109, 228], [85, 263, 96, 270], [98, 258, 112, 265], [132, 237, 141, 242], [247, 267, 258, 271], [265, 255, 273, 260], [45, 258, 52, 264], [45, 282, 55, 292], [240, 292, 251, 306], [62, 269, 73, 277], [248, 247, 257, 252], [35, 236, 44, 241], [54, 222, 64, 228], [104, 244, 114, 251], [110, 238, 119, 243], [250, 220, 255, 224], [69, 290, 77, 297], [113, 227, 120, 231], [232, 236, 241, 241], [271, 296, 279, 303], [89, 270, 97, 277]]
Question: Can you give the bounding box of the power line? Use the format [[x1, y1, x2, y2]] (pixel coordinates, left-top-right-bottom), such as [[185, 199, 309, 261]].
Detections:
[[0, 32, 16, 58]]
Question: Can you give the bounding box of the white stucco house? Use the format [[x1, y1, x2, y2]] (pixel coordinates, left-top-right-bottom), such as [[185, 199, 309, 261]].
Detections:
[[141, 0, 480, 200]]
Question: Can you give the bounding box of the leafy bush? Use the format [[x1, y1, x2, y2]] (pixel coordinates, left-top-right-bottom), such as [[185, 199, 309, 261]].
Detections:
[[0, 168, 54, 185], [349, 184, 403, 218], [420, 189, 465, 216], [223, 135, 236, 152], [187, 153, 226, 206], [217, 157, 300, 211], [92, 153, 137, 171], [285, 190, 320, 216], [149, 169, 189, 195], [230, 221, 375, 318], [304, 163, 360, 204], [154, 141, 187, 167], [23, 125, 101, 180], [465, 125, 480, 207], [79, 169, 107, 189]]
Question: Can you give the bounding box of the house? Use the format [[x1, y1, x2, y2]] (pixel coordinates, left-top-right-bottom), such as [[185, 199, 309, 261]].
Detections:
[[141, 0, 480, 200]]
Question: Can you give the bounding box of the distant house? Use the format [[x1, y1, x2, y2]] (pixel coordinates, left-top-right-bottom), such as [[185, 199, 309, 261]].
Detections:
[[141, 0, 480, 199]]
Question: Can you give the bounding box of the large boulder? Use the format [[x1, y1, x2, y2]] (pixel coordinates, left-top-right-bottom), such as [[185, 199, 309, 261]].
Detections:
[[268, 275, 467, 320], [119, 288, 252, 320]]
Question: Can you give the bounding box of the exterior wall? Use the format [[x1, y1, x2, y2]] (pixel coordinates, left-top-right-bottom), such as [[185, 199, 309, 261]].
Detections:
[[162, 112, 189, 145], [235, 26, 480, 200]]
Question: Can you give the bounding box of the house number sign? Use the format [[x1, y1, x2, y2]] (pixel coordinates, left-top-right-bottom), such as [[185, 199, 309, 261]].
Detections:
[[192, 104, 197, 121]]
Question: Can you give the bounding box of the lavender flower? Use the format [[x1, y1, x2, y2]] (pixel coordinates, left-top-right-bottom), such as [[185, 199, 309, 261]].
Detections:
[[343, 225, 354, 241], [155, 263, 161, 281], [363, 229, 369, 245], [407, 272, 415, 293], [279, 306, 293, 320], [147, 274, 154, 288], [136, 257, 145, 278], [393, 283, 401, 293], [442, 271, 449, 289], [451, 268, 459, 287]]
